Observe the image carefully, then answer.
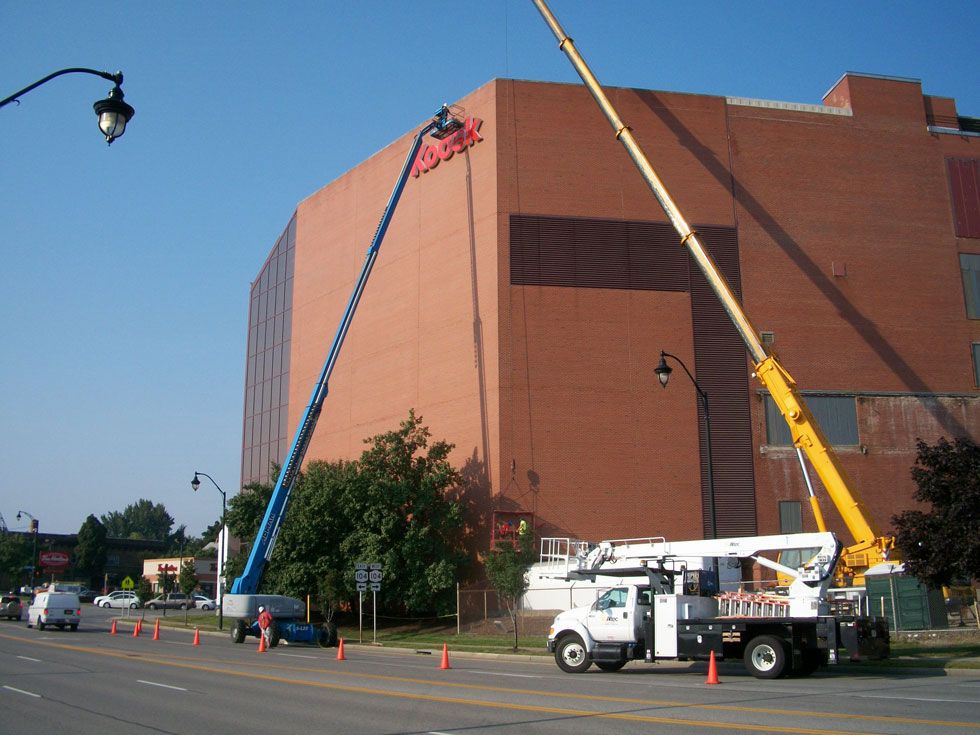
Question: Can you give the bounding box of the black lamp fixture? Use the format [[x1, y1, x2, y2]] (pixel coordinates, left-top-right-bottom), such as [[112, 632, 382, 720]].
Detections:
[[654, 354, 673, 387], [1, 67, 135, 145]]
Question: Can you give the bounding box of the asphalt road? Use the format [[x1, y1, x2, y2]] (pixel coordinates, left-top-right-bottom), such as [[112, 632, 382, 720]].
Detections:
[[1, 615, 979, 735]]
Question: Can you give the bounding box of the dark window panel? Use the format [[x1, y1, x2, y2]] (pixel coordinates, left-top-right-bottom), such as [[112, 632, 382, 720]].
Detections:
[[764, 394, 858, 446], [961, 253, 980, 319], [272, 346, 282, 377], [947, 158, 980, 238], [779, 501, 803, 533], [973, 343, 980, 387]]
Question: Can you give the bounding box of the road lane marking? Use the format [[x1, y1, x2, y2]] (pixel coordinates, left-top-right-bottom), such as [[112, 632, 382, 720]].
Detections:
[[137, 680, 188, 691], [854, 693, 979, 704], [17, 656, 41, 662], [3, 685, 41, 698], [468, 670, 542, 678], [3, 632, 977, 732], [274, 653, 320, 659]]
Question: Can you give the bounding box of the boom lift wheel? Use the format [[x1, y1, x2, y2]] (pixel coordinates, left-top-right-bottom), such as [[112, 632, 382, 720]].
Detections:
[[231, 619, 247, 644]]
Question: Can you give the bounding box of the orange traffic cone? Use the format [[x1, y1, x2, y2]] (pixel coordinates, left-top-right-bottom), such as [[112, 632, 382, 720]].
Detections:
[[153, 619, 161, 641], [439, 643, 451, 670], [110, 619, 117, 635], [336, 638, 346, 661], [133, 620, 140, 637], [705, 650, 720, 685], [193, 628, 200, 646], [258, 632, 266, 653]]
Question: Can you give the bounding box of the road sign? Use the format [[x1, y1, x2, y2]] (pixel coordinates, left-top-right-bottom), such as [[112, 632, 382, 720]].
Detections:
[[368, 569, 382, 583], [356, 582, 367, 592], [121, 576, 135, 590], [355, 562, 368, 571], [369, 582, 381, 592], [355, 570, 368, 583], [369, 563, 382, 570]]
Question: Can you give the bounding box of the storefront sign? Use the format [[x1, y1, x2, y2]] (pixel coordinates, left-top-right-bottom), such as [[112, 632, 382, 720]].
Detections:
[[411, 117, 484, 178], [39, 550, 70, 569]]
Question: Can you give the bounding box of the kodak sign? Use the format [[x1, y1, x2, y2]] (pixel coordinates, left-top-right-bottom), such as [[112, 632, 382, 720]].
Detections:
[[411, 117, 484, 178]]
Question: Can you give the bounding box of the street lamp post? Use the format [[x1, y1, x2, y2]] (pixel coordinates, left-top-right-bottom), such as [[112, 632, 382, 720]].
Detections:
[[654, 351, 717, 540], [16, 511, 39, 591], [1, 67, 135, 144], [192, 472, 226, 630]]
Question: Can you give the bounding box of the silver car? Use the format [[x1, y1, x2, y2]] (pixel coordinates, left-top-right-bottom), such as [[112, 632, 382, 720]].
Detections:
[[93, 591, 141, 609]]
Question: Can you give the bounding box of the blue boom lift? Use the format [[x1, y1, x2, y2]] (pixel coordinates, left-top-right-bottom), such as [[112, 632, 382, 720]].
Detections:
[[224, 105, 464, 646]]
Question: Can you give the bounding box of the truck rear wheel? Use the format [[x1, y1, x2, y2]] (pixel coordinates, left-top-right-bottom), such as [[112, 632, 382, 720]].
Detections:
[[231, 619, 247, 644], [744, 635, 788, 679], [268, 621, 280, 648], [555, 634, 591, 673]]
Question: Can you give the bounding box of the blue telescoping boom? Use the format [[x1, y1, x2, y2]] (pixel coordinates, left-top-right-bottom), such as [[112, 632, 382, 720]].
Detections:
[[229, 105, 463, 601]]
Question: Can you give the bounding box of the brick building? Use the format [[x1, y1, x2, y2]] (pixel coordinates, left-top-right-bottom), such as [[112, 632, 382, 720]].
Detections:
[[241, 73, 979, 553]]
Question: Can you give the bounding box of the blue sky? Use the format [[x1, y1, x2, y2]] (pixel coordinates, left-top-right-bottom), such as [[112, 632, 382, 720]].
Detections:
[[2, 2, 978, 537]]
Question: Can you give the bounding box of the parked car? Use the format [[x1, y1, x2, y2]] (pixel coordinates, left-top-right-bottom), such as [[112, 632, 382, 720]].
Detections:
[[93, 591, 141, 609], [78, 588, 98, 603], [2, 594, 23, 620], [192, 594, 217, 611], [27, 591, 81, 631], [145, 593, 193, 610]]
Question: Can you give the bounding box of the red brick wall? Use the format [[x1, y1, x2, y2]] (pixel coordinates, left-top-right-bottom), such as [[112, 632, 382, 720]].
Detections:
[[269, 75, 978, 555]]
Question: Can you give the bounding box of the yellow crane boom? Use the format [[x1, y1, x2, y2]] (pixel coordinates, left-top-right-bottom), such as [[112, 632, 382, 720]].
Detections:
[[531, 0, 896, 584]]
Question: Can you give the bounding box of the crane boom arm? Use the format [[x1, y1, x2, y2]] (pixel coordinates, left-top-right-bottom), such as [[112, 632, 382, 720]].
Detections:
[[230, 106, 463, 596], [531, 0, 894, 579]]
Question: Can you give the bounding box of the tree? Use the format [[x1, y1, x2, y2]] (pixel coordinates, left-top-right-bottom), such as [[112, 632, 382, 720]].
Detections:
[[484, 530, 536, 651], [232, 412, 467, 617], [893, 437, 980, 588], [100, 499, 174, 541], [179, 559, 198, 595], [137, 575, 153, 603], [341, 410, 467, 615], [74, 515, 107, 589], [0, 532, 31, 591]]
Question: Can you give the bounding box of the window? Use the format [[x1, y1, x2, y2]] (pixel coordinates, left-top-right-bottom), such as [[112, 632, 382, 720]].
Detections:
[[764, 394, 858, 446], [779, 501, 803, 534], [947, 158, 980, 238], [594, 587, 629, 611], [962, 254, 980, 319], [973, 343, 980, 388]]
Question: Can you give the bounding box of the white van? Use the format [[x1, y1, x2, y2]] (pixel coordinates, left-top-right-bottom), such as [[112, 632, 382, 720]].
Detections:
[[28, 592, 81, 631]]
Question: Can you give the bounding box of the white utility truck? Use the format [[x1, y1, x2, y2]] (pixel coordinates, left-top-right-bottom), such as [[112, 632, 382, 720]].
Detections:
[[546, 532, 888, 678]]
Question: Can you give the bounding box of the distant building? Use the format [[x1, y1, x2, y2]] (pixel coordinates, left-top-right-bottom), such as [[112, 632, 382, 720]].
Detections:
[[141, 557, 219, 596], [241, 73, 979, 552]]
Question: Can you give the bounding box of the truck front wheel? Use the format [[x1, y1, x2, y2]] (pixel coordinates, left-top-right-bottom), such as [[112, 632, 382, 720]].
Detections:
[[555, 634, 591, 673], [268, 621, 280, 648], [744, 635, 788, 679], [231, 619, 247, 644]]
